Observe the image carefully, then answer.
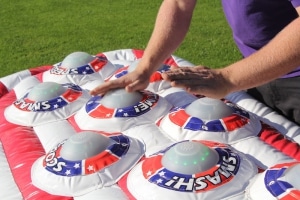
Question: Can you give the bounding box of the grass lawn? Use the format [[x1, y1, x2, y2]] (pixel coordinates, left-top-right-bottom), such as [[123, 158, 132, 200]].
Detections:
[[0, 0, 242, 78]]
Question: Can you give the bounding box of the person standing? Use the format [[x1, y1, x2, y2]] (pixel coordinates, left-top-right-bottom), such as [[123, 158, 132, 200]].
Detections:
[[90, 0, 300, 125]]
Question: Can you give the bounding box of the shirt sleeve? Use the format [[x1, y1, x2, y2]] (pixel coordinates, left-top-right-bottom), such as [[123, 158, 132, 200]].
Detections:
[[291, 0, 300, 8]]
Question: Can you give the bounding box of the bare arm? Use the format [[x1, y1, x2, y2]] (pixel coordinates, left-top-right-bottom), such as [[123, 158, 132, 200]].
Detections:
[[137, 0, 197, 75], [90, 0, 196, 95], [163, 17, 300, 98], [223, 17, 300, 92]]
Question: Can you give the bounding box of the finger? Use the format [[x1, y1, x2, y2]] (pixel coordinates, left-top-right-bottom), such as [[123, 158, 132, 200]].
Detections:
[[126, 80, 148, 93], [170, 79, 197, 89], [169, 81, 207, 96], [164, 73, 211, 84], [89, 82, 112, 96], [90, 79, 126, 96], [169, 65, 178, 70], [163, 71, 191, 81], [186, 86, 219, 98], [163, 68, 210, 81], [167, 66, 208, 74], [170, 77, 215, 92], [125, 81, 138, 93]]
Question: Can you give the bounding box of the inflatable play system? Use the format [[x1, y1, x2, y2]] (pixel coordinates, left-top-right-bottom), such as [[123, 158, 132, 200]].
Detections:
[[1, 49, 300, 200]]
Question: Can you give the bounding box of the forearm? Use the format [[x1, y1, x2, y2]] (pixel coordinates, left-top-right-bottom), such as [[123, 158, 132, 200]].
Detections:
[[138, 0, 196, 74], [222, 18, 300, 93]]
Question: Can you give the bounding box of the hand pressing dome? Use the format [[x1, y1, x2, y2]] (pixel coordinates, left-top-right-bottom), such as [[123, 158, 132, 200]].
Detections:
[[69, 88, 172, 132], [108, 59, 172, 93]]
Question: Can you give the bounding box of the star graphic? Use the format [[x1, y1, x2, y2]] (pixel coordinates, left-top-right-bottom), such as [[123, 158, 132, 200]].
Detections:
[[87, 165, 94, 171], [74, 163, 80, 168], [147, 170, 152, 176], [87, 100, 94, 105], [65, 170, 71, 175], [202, 125, 208, 130], [54, 104, 59, 109], [159, 171, 166, 177], [123, 113, 129, 117], [57, 98, 62, 102], [156, 179, 163, 184]]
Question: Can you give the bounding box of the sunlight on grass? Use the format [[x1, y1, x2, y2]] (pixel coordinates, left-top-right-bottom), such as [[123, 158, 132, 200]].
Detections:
[[0, 0, 241, 77]]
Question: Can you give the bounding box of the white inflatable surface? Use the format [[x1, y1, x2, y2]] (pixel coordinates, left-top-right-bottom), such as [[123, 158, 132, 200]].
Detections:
[[1, 49, 300, 200]]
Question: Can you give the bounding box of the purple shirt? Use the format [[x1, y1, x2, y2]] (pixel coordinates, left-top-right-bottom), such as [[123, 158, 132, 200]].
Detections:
[[222, 0, 300, 78]]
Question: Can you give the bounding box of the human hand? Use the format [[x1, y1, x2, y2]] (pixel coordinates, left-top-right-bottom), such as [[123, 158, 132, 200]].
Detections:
[[90, 69, 151, 96], [162, 65, 233, 99]]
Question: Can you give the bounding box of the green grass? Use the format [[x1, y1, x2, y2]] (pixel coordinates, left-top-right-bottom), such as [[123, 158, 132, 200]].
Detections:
[[0, 0, 241, 78]]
